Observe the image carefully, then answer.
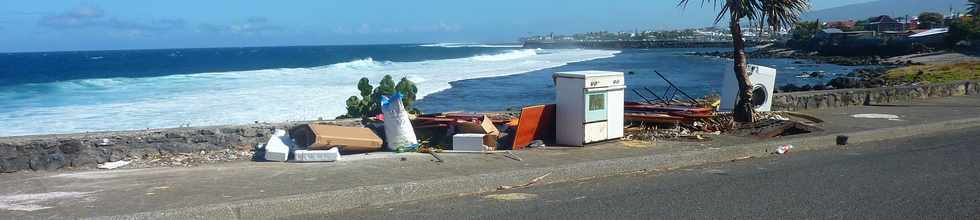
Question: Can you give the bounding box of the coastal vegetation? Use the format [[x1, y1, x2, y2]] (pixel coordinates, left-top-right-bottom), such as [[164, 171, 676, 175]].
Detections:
[[948, 16, 980, 46], [679, 0, 810, 123], [885, 62, 980, 84], [917, 12, 944, 29], [341, 75, 419, 119]]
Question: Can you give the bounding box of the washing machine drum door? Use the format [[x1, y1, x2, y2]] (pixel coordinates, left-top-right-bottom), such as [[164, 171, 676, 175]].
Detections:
[[751, 84, 769, 108]]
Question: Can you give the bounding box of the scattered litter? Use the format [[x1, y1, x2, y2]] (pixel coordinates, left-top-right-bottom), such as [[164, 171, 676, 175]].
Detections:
[[731, 156, 755, 162], [484, 193, 538, 201], [452, 115, 501, 150], [97, 160, 131, 169], [452, 133, 487, 151], [96, 138, 113, 146], [503, 151, 523, 162], [836, 135, 849, 146], [497, 172, 551, 190], [775, 144, 794, 154], [0, 191, 95, 212], [381, 93, 419, 151], [290, 124, 382, 153], [512, 105, 556, 150], [428, 151, 444, 163], [851, 114, 901, 121], [528, 140, 546, 148], [293, 148, 341, 162], [742, 120, 824, 139], [263, 130, 292, 162]]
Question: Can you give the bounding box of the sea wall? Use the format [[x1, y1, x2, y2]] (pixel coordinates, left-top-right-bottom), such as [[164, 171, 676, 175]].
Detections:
[[0, 120, 359, 173], [772, 80, 980, 111]]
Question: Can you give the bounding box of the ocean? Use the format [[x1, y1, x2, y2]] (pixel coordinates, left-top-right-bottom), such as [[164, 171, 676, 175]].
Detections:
[[0, 44, 859, 136]]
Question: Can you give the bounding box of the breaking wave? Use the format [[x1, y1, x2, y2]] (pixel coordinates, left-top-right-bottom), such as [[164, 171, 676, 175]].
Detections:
[[419, 43, 524, 48], [0, 49, 619, 136]]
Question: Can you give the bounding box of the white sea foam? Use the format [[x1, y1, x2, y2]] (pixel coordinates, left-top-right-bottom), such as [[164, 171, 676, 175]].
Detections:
[[419, 43, 524, 48], [0, 49, 619, 136]]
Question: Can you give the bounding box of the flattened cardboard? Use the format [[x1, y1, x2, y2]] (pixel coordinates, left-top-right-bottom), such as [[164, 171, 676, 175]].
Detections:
[[291, 124, 383, 153]]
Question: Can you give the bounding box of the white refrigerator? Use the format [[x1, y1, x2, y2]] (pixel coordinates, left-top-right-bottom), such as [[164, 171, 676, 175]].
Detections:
[[554, 71, 625, 147]]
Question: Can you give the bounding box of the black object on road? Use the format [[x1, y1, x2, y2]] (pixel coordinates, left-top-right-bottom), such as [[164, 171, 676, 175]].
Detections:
[[836, 135, 849, 145]]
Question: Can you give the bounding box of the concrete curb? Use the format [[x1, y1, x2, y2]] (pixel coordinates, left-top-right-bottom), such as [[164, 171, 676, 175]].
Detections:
[[88, 117, 980, 220]]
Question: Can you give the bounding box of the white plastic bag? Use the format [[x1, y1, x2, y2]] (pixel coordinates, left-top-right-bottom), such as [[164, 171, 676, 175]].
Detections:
[[381, 93, 418, 151], [775, 144, 794, 154]]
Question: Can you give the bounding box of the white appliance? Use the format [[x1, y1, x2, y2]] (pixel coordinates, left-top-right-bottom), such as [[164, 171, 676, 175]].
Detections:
[[554, 71, 625, 147], [721, 64, 776, 112]]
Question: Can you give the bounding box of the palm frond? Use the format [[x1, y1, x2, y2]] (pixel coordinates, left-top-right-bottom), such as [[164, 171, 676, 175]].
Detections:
[[677, 0, 808, 28], [759, 0, 810, 31]]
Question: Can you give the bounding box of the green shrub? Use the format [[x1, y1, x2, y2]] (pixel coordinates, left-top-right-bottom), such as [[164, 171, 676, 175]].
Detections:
[[339, 75, 419, 119]]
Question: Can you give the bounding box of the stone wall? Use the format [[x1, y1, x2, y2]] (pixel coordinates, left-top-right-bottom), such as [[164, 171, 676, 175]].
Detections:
[[772, 80, 980, 111], [0, 120, 359, 173]]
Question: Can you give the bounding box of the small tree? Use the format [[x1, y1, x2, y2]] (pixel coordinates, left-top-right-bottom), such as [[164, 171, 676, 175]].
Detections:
[[790, 21, 821, 41], [947, 19, 980, 46], [678, 0, 810, 123], [917, 12, 945, 29], [340, 75, 419, 119]]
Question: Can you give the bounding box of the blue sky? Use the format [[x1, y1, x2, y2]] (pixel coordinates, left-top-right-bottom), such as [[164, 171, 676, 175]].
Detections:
[[0, 0, 871, 52]]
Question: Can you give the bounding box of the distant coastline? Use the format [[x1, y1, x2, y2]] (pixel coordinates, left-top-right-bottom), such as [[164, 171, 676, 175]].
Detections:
[[522, 40, 769, 49]]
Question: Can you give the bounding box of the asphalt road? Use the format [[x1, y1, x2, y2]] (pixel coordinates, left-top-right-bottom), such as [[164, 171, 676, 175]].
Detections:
[[295, 127, 980, 220]]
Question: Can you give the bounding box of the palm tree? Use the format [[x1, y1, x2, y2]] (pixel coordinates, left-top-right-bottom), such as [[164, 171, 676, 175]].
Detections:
[[969, 0, 980, 17], [678, 0, 809, 123]]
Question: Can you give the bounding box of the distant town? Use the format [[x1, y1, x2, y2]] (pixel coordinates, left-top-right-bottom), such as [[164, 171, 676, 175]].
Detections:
[[520, 10, 966, 52]]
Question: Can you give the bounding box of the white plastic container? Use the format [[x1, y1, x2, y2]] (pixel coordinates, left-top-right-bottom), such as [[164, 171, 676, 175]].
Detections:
[[293, 148, 340, 162], [263, 130, 292, 162], [453, 133, 486, 151]]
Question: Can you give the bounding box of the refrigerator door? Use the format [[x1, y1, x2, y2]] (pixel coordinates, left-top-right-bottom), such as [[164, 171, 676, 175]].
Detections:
[[584, 121, 608, 143], [584, 92, 608, 123]]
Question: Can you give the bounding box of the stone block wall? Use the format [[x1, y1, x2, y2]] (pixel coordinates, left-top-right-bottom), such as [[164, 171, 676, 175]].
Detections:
[[0, 120, 359, 173], [772, 80, 979, 111]]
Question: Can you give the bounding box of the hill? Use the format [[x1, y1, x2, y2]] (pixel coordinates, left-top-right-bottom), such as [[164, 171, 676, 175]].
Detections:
[[803, 0, 968, 21]]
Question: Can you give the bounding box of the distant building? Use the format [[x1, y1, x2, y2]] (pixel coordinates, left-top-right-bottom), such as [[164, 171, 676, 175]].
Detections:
[[816, 29, 874, 41], [909, 28, 949, 46], [866, 15, 905, 32], [824, 20, 857, 30]]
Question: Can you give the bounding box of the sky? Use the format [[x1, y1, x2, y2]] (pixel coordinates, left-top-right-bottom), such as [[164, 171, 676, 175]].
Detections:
[[0, 0, 872, 52]]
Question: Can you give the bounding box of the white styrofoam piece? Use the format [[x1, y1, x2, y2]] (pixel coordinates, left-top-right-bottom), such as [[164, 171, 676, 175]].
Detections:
[[264, 129, 292, 162], [97, 160, 130, 169], [452, 133, 486, 151], [294, 148, 340, 162]]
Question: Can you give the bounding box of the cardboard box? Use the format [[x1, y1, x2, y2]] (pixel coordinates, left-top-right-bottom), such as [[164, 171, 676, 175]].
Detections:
[[290, 124, 383, 153], [457, 116, 500, 136], [455, 115, 500, 149]]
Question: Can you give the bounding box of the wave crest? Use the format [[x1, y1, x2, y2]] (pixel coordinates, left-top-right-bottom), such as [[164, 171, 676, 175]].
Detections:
[[419, 43, 523, 48]]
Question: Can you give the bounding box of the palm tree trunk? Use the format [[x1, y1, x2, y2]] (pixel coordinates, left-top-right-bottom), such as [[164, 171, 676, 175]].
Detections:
[[729, 14, 755, 123]]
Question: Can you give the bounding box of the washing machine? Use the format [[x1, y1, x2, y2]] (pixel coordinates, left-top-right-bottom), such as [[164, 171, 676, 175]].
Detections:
[[720, 64, 776, 112]]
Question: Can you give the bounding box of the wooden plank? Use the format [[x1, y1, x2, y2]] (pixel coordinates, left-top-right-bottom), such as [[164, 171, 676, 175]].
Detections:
[[512, 104, 556, 150]]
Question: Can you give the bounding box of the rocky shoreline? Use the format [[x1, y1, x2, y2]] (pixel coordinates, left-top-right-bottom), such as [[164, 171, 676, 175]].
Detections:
[[689, 47, 893, 66], [688, 45, 926, 93]]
